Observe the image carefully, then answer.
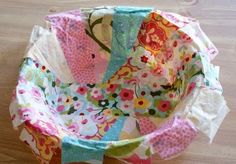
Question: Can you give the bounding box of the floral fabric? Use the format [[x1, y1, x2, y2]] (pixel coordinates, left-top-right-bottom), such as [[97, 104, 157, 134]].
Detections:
[[46, 10, 110, 84], [9, 6, 229, 164]]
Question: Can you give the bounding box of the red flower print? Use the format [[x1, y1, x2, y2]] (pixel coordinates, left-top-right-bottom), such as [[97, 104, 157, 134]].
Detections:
[[141, 55, 149, 63], [106, 84, 119, 93], [136, 70, 151, 84], [57, 105, 65, 112], [173, 40, 178, 47], [42, 65, 46, 70], [119, 88, 134, 101], [76, 86, 88, 95], [187, 82, 196, 95], [153, 82, 158, 88], [158, 100, 171, 112], [138, 21, 167, 52], [181, 33, 192, 43], [184, 55, 191, 63], [151, 65, 164, 76], [141, 72, 148, 78], [91, 88, 104, 100], [18, 108, 34, 121], [169, 93, 175, 98], [164, 48, 173, 61]]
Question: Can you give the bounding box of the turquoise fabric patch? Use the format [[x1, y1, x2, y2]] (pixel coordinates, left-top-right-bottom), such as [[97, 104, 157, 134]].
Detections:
[[101, 116, 126, 141], [62, 137, 107, 163], [103, 6, 153, 82]]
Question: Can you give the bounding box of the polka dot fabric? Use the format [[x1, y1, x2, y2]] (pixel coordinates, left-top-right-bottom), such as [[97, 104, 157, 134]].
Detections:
[[137, 117, 157, 135], [150, 116, 198, 159], [46, 10, 108, 84]]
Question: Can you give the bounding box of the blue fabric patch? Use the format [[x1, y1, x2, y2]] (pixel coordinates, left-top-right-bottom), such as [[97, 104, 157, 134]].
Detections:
[[103, 6, 153, 82], [62, 137, 107, 163], [101, 116, 126, 141]]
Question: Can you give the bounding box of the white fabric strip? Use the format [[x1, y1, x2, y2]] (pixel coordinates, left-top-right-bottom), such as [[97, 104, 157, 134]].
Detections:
[[176, 87, 229, 143], [25, 25, 75, 83]]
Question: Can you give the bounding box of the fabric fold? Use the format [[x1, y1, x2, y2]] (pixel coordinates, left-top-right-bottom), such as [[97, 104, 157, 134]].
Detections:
[[101, 116, 126, 141], [103, 6, 153, 82], [62, 137, 107, 163], [26, 25, 74, 83], [176, 87, 229, 142]]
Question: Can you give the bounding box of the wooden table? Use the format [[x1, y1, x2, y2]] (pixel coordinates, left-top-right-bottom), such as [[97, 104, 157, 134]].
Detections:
[[0, 0, 236, 163]]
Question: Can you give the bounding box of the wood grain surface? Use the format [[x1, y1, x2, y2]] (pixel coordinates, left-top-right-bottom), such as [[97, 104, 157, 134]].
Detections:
[[0, 0, 235, 164]]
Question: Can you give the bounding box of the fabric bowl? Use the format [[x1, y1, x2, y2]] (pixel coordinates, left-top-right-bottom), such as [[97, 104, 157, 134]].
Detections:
[[9, 6, 229, 164]]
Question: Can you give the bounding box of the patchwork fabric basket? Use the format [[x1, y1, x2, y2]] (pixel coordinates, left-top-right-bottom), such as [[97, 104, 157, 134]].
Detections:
[[9, 6, 229, 164]]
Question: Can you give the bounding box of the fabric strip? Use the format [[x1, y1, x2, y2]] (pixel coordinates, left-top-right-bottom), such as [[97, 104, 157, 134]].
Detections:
[[62, 137, 107, 163], [103, 6, 153, 82], [101, 116, 126, 141]]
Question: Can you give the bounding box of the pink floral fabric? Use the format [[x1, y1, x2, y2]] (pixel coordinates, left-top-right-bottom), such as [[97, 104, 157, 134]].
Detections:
[[46, 10, 109, 84]]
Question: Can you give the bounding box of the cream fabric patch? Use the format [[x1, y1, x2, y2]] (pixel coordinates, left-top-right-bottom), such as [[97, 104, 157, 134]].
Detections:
[[26, 26, 74, 83]]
